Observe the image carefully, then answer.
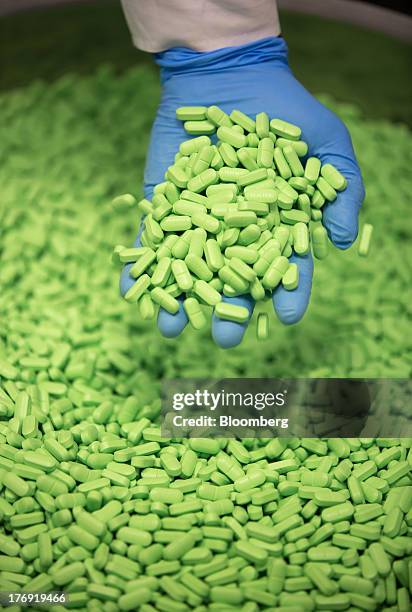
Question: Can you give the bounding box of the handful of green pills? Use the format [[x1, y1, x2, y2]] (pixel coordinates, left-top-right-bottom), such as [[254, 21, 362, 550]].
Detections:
[[114, 107, 349, 332]]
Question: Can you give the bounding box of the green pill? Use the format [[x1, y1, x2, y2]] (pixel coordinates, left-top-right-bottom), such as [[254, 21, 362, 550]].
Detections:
[[171, 260, 193, 291], [207, 105, 232, 128], [282, 263, 299, 290], [193, 280, 222, 306], [204, 239, 225, 272], [274, 147, 292, 179], [219, 143, 239, 168], [184, 297, 207, 330], [292, 223, 310, 256], [270, 118, 302, 140], [283, 145, 304, 177], [176, 106, 207, 121], [316, 176, 337, 202], [217, 126, 247, 149], [192, 212, 220, 234], [184, 120, 216, 135], [185, 254, 213, 282], [230, 110, 256, 133], [280, 209, 310, 225], [150, 287, 180, 314], [311, 225, 329, 259], [237, 148, 258, 171], [321, 163, 347, 191], [214, 303, 249, 323], [358, 223, 373, 257], [304, 157, 321, 185], [262, 256, 289, 290]]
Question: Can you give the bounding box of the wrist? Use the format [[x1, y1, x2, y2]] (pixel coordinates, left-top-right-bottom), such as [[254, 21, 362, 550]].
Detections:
[[155, 36, 289, 83]]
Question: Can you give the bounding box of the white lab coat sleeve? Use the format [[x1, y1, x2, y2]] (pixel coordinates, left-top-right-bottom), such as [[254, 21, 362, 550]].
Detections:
[[120, 0, 280, 52]]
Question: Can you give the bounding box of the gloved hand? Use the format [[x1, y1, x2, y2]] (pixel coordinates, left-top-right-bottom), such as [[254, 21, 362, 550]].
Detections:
[[120, 37, 365, 348]]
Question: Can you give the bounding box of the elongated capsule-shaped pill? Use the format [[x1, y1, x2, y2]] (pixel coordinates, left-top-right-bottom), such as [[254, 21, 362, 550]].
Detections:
[[237, 148, 258, 171], [193, 280, 222, 306], [192, 212, 220, 234], [270, 118, 301, 140], [124, 274, 151, 303], [257, 138, 274, 169], [238, 200, 269, 216], [185, 254, 213, 281], [171, 230, 192, 259], [173, 199, 206, 217], [288, 177, 309, 194], [311, 225, 329, 259], [184, 120, 215, 135], [219, 143, 238, 168], [167, 165, 189, 188], [214, 302, 249, 323], [224, 211, 257, 228], [129, 248, 156, 279], [243, 187, 277, 203], [253, 243, 281, 277], [321, 163, 347, 191], [256, 312, 269, 339], [304, 157, 321, 185], [276, 138, 308, 157], [225, 246, 259, 264], [255, 111, 270, 138], [217, 126, 247, 149], [280, 209, 310, 225], [237, 225, 261, 247], [237, 168, 268, 187], [218, 167, 248, 183], [206, 183, 238, 201], [183, 298, 207, 330], [117, 246, 148, 264], [292, 223, 309, 256], [218, 266, 249, 293], [176, 106, 207, 121], [188, 227, 207, 257], [358, 223, 373, 257], [207, 105, 232, 127], [151, 287, 180, 314], [139, 293, 155, 320], [204, 239, 225, 271], [282, 263, 299, 290], [171, 260, 193, 291], [228, 257, 256, 282], [283, 144, 304, 177], [316, 176, 337, 202], [262, 255, 289, 290], [160, 214, 192, 232], [151, 257, 172, 287], [250, 277, 265, 301], [230, 109, 256, 133], [273, 147, 292, 179]]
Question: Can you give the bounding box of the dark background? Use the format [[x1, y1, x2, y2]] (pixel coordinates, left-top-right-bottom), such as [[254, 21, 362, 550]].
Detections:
[[0, 0, 411, 124], [360, 0, 411, 15]]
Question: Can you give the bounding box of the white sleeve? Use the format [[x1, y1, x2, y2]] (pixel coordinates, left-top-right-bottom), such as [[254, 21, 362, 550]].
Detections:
[[120, 0, 280, 53]]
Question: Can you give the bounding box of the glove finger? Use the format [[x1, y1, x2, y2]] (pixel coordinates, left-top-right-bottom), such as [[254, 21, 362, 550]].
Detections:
[[157, 296, 188, 338], [212, 295, 254, 349], [272, 253, 313, 325], [316, 142, 365, 250]]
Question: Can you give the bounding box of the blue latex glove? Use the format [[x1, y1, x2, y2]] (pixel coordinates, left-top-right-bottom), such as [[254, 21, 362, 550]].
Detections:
[[120, 37, 364, 348]]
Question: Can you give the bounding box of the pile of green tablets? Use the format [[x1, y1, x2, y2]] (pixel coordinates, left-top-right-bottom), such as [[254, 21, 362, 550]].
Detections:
[[115, 107, 354, 331], [0, 66, 411, 611], [0, 387, 411, 612]]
